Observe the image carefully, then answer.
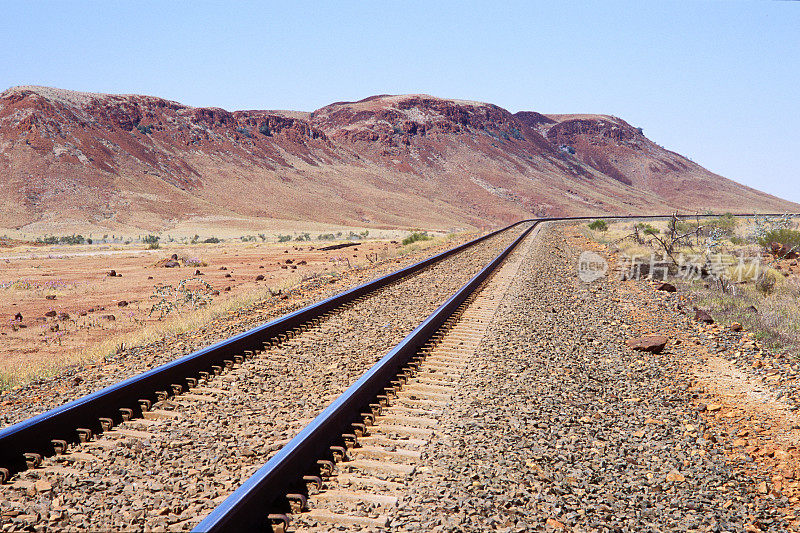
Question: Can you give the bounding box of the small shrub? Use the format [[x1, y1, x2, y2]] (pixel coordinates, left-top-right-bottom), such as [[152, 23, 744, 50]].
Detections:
[[136, 124, 153, 135], [203, 237, 220, 244], [588, 220, 609, 232], [277, 234, 292, 243], [143, 235, 160, 245], [236, 127, 253, 138], [317, 233, 336, 241], [755, 270, 779, 295], [147, 242, 160, 250], [295, 233, 311, 242], [758, 228, 800, 253], [258, 123, 271, 136], [635, 223, 659, 235], [402, 231, 432, 245]]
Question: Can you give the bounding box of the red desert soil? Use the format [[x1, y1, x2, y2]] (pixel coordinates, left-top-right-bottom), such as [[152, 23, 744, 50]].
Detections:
[[571, 228, 800, 525], [0, 237, 458, 387]]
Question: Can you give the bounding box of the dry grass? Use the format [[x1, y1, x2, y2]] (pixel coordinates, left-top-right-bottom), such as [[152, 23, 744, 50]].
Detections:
[[587, 216, 800, 360], [0, 284, 277, 391], [687, 275, 800, 354], [0, 230, 473, 391]]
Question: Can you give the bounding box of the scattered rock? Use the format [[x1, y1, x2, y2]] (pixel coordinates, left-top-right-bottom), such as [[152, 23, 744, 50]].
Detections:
[[195, 269, 202, 276], [655, 282, 676, 293], [546, 518, 565, 529], [118, 301, 128, 307], [58, 312, 70, 321], [666, 469, 685, 483], [223, 286, 231, 292], [285, 259, 293, 264], [255, 274, 265, 281], [219, 266, 227, 270], [71, 375, 83, 386], [33, 479, 52, 493], [224, 273, 232, 278], [45, 294, 56, 300], [108, 270, 117, 277], [163, 260, 179, 268], [147, 276, 153, 280], [626, 335, 669, 354], [706, 403, 723, 412], [730, 322, 743, 332], [101, 314, 116, 321], [44, 310, 57, 317], [50, 324, 59, 332], [170, 253, 178, 260], [13, 312, 22, 321], [694, 308, 714, 324]]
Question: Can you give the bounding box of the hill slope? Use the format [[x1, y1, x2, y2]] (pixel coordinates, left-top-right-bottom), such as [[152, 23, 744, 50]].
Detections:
[[0, 86, 795, 233]]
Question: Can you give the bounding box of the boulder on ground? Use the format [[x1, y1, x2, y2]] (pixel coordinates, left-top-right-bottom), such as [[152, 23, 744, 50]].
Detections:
[[163, 260, 179, 268], [626, 335, 669, 353], [694, 308, 714, 324], [655, 282, 677, 293], [730, 322, 743, 332]]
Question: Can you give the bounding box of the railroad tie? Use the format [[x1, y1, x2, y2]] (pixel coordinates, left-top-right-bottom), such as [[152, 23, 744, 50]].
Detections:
[[288, 228, 535, 531]]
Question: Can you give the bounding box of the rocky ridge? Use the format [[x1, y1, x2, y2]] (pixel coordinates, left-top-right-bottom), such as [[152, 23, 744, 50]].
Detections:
[[1, 87, 797, 233]]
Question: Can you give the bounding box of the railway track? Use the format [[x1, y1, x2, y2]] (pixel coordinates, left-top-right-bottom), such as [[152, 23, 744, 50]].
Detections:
[[0, 213, 792, 531]]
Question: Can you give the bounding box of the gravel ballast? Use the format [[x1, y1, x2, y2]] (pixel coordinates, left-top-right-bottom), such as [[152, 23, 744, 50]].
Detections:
[[0, 225, 528, 531], [396, 225, 789, 532]]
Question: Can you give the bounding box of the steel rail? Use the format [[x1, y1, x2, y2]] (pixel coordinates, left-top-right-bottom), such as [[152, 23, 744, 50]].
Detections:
[[191, 211, 797, 532], [0, 219, 530, 480], [0, 212, 792, 483], [192, 221, 539, 532]]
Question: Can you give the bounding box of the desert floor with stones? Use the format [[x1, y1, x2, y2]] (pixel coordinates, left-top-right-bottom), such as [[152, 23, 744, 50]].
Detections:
[[2, 222, 799, 532]]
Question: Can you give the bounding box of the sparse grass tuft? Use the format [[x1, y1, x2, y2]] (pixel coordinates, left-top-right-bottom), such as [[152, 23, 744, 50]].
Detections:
[[402, 231, 432, 245], [588, 220, 609, 232]]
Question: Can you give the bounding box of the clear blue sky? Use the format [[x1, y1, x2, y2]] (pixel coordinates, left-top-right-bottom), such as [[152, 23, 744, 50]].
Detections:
[[2, 1, 798, 204]]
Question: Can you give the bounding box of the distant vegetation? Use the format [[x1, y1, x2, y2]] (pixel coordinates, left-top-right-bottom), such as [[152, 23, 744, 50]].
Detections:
[[143, 234, 160, 249], [36, 234, 87, 245], [402, 231, 432, 245], [587, 220, 608, 232]]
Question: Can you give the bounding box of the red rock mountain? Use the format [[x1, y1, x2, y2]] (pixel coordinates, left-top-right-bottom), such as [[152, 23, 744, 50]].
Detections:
[[0, 86, 796, 233]]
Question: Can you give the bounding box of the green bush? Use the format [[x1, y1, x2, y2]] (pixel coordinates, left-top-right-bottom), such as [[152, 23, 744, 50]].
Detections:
[[295, 233, 311, 242], [143, 235, 160, 245], [277, 234, 292, 243], [587, 220, 608, 232], [635, 223, 659, 236], [203, 237, 220, 244], [758, 228, 800, 252], [402, 231, 432, 245], [147, 242, 160, 249], [136, 124, 152, 135]]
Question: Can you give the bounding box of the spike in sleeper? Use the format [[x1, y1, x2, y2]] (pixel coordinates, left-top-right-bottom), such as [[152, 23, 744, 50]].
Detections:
[[23, 453, 42, 469], [267, 514, 290, 533], [303, 475, 323, 492], [51, 439, 68, 455]]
